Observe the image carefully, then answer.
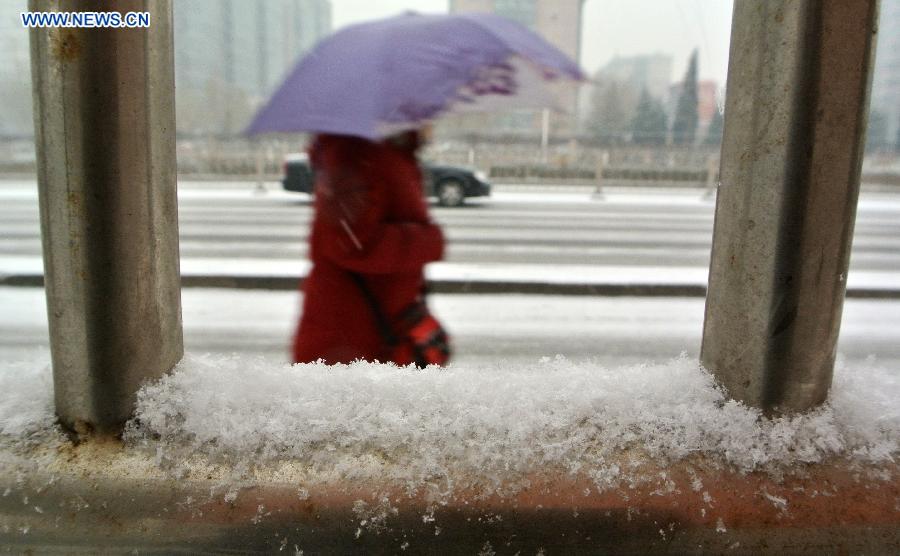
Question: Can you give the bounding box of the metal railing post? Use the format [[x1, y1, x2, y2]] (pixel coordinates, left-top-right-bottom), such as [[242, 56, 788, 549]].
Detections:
[[592, 154, 605, 199], [30, 0, 183, 433], [701, 0, 879, 414]]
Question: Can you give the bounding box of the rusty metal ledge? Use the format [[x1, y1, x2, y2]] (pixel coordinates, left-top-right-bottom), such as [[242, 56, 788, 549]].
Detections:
[[1, 441, 898, 554]]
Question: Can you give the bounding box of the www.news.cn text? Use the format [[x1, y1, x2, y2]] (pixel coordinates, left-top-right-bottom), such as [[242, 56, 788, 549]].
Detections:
[[21, 11, 151, 29]]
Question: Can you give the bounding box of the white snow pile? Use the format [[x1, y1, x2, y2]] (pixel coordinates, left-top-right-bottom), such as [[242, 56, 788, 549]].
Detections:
[[0, 352, 60, 446], [117, 353, 900, 490], [2, 352, 898, 492]]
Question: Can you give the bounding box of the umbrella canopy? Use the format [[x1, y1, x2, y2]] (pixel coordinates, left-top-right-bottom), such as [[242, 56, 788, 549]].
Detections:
[[245, 12, 586, 140]]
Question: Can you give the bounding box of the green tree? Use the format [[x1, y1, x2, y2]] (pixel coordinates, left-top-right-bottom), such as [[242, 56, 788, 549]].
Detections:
[[630, 89, 668, 145], [704, 109, 725, 146], [671, 49, 699, 146], [586, 77, 640, 142]]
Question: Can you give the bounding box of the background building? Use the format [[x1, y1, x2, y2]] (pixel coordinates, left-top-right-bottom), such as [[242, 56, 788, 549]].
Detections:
[[870, 0, 900, 150], [174, 0, 331, 136], [446, 0, 585, 138], [578, 54, 672, 140], [0, 0, 331, 138], [597, 54, 672, 101], [0, 0, 32, 138]]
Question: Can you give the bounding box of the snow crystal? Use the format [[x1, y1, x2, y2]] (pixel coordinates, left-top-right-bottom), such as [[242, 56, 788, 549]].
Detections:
[[250, 504, 270, 525], [352, 495, 399, 534], [478, 541, 496, 556], [761, 490, 788, 513]]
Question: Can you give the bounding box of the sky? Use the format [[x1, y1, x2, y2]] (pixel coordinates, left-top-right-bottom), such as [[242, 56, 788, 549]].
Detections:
[[330, 0, 734, 84]]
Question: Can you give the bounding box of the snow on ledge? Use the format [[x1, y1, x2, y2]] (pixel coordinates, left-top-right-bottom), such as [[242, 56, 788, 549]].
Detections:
[[3, 353, 899, 493]]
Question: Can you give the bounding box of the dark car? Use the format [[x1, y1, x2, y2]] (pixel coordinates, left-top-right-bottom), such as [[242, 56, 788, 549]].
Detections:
[[281, 153, 491, 207]]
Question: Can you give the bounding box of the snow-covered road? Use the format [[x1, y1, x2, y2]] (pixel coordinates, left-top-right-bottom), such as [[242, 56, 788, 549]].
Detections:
[[2, 181, 900, 290], [3, 180, 899, 362], [3, 286, 899, 367]]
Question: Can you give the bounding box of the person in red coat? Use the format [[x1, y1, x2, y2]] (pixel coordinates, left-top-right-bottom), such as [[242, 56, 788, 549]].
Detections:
[[292, 130, 448, 366]]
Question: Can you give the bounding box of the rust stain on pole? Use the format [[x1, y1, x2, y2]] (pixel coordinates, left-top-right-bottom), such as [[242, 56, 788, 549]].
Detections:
[[50, 28, 80, 62]]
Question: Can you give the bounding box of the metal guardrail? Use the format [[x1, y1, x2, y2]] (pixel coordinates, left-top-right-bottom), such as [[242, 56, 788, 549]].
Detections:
[[2, 446, 898, 554], [488, 164, 718, 185], [1, 140, 899, 186]]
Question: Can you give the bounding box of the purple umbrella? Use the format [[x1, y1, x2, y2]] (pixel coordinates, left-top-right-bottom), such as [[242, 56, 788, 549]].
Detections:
[[245, 12, 586, 139]]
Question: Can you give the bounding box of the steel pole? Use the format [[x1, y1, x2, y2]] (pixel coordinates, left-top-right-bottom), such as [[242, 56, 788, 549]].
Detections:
[[30, 0, 183, 433], [701, 0, 879, 414]]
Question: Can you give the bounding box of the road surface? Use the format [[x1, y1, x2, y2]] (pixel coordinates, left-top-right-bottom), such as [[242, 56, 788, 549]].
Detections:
[[1, 180, 899, 278], [1, 180, 898, 365]]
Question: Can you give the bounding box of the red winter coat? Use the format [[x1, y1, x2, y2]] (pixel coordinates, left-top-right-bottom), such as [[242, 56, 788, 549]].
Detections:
[[292, 134, 445, 365]]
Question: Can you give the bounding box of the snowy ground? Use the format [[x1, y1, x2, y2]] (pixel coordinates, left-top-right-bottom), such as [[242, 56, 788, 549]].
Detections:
[[3, 287, 900, 366], [123, 353, 897, 484]]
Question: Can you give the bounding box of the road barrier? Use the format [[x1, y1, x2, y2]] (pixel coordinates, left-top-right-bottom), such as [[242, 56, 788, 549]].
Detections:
[[1, 139, 898, 187], [488, 164, 718, 186]]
